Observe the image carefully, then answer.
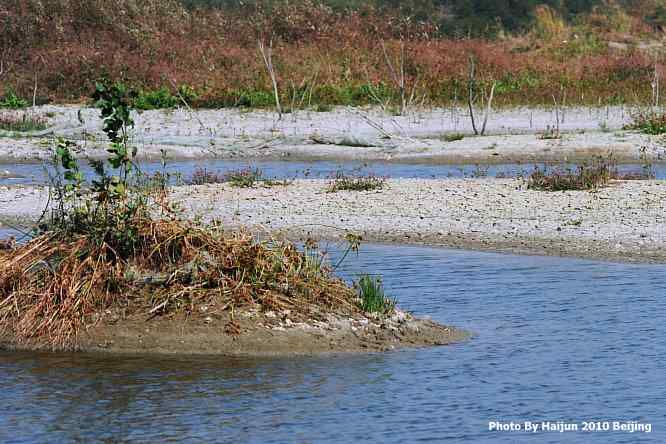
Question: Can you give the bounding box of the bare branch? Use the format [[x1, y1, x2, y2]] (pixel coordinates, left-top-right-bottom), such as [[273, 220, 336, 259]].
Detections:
[[467, 55, 478, 135], [480, 81, 496, 136], [258, 38, 282, 119], [381, 40, 408, 115]]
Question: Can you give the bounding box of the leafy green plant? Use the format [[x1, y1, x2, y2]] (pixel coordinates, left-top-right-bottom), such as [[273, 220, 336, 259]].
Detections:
[[0, 89, 28, 109], [134, 87, 179, 110], [356, 274, 395, 314], [625, 111, 666, 135], [42, 80, 151, 256]]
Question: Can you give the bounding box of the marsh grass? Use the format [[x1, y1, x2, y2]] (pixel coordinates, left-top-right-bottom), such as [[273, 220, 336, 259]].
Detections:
[[356, 275, 396, 314], [442, 132, 465, 142], [0, 112, 48, 132], [190, 167, 291, 187], [327, 171, 386, 192], [527, 156, 614, 191]]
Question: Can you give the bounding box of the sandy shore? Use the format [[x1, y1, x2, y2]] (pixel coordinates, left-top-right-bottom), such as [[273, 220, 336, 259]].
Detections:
[[0, 309, 469, 356], [2, 177, 666, 263], [0, 105, 662, 164]]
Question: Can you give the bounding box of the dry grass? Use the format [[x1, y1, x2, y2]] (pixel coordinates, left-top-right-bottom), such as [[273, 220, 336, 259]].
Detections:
[[527, 157, 614, 191], [0, 216, 360, 350], [328, 172, 386, 192], [0, 112, 48, 132]]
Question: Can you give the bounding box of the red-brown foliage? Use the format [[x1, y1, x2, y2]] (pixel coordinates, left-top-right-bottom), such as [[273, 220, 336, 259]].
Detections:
[[0, 0, 662, 106]]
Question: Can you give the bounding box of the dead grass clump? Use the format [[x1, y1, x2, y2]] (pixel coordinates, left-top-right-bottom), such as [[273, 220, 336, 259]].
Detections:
[[0, 112, 48, 132], [190, 167, 225, 185], [527, 158, 613, 191], [0, 216, 359, 349]]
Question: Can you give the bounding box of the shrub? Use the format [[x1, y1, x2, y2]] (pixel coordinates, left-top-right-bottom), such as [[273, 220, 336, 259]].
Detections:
[[356, 275, 395, 314], [625, 111, 666, 135], [442, 132, 465, 142], [134, 87, 179, 110], [327, 171, 386, 192], [224, 167, 263, 187], [527, 156, 613, 191], [190, 167, 226, 185], [0, 90, 28, 109]]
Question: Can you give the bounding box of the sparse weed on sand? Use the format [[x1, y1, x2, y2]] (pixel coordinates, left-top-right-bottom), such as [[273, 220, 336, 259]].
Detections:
[[190, 167, 291, 188], [527, 156, 614, 191], [0, 112, 48, 132], [328, 171, 386, 192]]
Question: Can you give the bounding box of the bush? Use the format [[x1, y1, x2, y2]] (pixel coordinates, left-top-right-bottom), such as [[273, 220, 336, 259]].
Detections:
[[224, 167, 264, 187], [0, 90, 28, 109], [625, 111, 666, 135], [527, 157, 613, 191], [134, 87, 179, 110]]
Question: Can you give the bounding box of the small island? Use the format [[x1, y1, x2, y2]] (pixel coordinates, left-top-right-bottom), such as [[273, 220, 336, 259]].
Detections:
[[0, 84, 466, 356]]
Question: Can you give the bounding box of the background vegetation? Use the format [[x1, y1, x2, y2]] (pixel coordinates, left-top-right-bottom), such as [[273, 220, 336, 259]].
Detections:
[[1, 0, 664, 108]]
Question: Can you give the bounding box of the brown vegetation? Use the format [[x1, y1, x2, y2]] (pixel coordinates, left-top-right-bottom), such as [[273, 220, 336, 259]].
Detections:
[[0, 218, 361, 350], [0, 0, 664, 108]]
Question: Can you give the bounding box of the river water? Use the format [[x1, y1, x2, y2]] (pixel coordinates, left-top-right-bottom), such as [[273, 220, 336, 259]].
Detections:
[[1, 244, 664, 442], [1, 159, 664, 186]]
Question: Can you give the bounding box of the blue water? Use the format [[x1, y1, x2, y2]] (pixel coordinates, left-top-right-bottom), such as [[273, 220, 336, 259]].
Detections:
[[1, 244, 664, 442], [1, 159, 663, 185]]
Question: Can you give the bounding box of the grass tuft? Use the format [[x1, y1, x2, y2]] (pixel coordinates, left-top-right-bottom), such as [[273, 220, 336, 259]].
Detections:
[[328, 171, 386, 192], [442, 132, 465, 142], [356, 275, 395, 314]]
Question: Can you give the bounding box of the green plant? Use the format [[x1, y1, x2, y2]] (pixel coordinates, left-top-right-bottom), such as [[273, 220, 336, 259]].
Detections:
[[327, 171, 386, 192], [0, 89, 28, 109], [356, 274, 395, 314], [442, 132, 465, 142], [224, 167, 263, 187], [41, 80, 149, 256], [314, 103, 332, 112], [539, 125, 561, 139], [625, 111, 666, 135], [134, 87, 179, 110]]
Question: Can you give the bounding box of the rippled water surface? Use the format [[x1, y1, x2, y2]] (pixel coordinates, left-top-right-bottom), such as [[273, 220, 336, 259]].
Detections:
[[2, 245, 665, 443]]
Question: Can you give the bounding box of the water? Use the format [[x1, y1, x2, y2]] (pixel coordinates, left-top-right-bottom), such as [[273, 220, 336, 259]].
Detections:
[[1, 244, 665, 443], [1, 159, 664, 186]]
